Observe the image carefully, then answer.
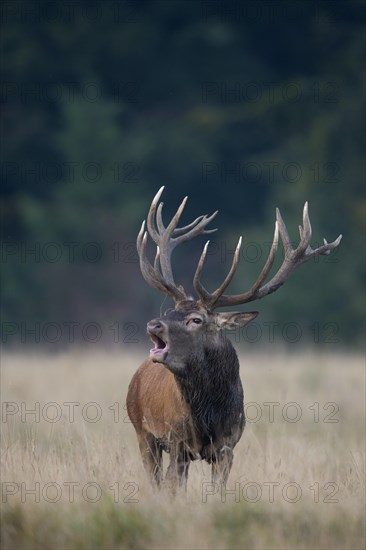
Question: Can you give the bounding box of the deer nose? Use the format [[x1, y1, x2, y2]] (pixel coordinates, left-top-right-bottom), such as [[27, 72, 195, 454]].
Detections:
[[147, 320, 165, 335]]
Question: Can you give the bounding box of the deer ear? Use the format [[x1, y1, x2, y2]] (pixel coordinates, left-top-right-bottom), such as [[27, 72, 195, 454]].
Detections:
[[216, 311, 258, 329]]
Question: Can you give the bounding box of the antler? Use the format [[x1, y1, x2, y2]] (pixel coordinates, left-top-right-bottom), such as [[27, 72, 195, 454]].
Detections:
[[138, 190, 342, 309], [194, 202, 342, 309], [137, 186, 218, 303]]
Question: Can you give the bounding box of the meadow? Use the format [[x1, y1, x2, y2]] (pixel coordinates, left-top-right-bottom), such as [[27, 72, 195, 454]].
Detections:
[[1, 349, 365, 549]]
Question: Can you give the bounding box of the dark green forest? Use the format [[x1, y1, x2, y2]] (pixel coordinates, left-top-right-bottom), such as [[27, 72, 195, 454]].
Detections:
[[1, 0, 365, 348]]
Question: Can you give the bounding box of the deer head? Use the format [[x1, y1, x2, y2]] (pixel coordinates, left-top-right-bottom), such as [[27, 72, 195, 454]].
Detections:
[[137, 187, 342, 372]]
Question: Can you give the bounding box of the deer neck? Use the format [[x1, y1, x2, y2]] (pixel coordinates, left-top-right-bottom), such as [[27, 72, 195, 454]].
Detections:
[[175, 336, 243, 443]]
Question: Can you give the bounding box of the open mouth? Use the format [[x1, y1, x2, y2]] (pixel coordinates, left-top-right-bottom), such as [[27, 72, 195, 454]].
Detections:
[[149, 333, 168, 358]]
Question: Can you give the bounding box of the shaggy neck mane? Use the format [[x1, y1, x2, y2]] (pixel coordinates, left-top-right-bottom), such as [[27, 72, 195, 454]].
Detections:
[[175, 335, 242, 444]]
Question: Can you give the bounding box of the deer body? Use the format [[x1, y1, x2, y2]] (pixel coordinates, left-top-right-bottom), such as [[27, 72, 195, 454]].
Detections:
[[127, 302, 253, 489], [127, 187, 341, 492]]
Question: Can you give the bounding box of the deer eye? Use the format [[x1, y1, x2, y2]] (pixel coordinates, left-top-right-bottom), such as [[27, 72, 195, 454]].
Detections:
[[186, 317, 202, 326]]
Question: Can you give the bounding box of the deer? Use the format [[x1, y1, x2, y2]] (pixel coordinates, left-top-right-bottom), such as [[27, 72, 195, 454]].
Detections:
[[126, 187, 342, 493]]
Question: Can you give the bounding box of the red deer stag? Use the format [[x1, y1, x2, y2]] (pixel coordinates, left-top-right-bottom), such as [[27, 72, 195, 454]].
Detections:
[[127, 187, 341, 492]]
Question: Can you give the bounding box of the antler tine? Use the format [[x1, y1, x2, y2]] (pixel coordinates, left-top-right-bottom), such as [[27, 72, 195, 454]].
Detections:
[[157, 195, 188, 287], [138, 188, 218, 304], [213, 222, 279, 308], [293, 202, 341, 261], [157, 197, 218, 286], [165, 195, 188, 236], [156, 203, 165, 234], [329, 234, 343, 248], [295, 201, 312, 257], [137, 220, 146, 253], [193, 241, 212, 303], [173, 210, 218, 246], [246, 221, 279, 295], [138, 232, 173, 294], [211, 203, 342, 308], [146, 186, 165, 244], [137, 199, 186, 302], [276, 207, 292, 255], [154, 246, 160, 271], [306, 233, 342, 257], [173, 215, 205, 236], [208, 237, 242, 305], [154, 198, 216, 276], [157, 204, 210, 238]]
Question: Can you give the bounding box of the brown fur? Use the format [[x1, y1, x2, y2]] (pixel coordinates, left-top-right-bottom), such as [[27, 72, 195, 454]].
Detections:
[[127, 358, 205, 491], [127, 359, 189, 440]]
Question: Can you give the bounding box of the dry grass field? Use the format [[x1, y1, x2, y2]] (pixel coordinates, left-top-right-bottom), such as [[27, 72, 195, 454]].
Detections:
[[1, 349, 365, 549]]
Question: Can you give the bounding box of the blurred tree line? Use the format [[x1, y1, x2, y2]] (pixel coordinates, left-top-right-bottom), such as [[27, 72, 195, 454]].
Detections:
[[1, 0, 365, 347]]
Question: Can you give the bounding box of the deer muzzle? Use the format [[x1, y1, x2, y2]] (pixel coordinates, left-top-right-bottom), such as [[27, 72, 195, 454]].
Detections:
[[147, 320, 169, 362]]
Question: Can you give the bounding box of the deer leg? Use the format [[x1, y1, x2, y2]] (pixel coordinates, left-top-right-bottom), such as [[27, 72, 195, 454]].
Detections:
[[138, 432, 163, 488], [165, 446, 190, 494], [211, 446, 233, 486], [176, 449, 191, 491]]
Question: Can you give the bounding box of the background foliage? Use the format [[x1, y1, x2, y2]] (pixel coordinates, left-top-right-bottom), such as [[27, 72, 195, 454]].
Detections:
[[1, 0, 365, 347]]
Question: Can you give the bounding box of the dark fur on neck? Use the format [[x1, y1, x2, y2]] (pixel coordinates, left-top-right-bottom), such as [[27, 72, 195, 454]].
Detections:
[[175, 335, 244, 445]]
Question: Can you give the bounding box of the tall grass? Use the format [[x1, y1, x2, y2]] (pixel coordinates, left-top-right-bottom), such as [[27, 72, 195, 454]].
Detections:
[[1, 350, 365, 549]]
